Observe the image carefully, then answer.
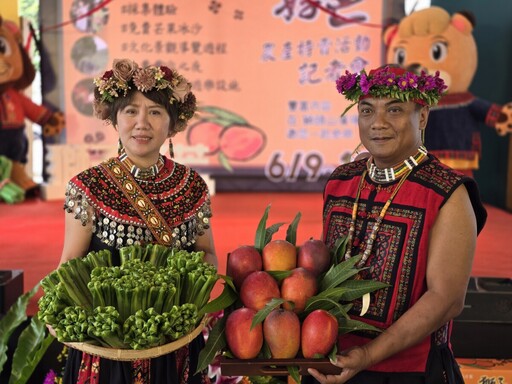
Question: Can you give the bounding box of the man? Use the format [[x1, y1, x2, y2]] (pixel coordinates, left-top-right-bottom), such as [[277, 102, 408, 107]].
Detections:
[[307, 66, 487, 384]]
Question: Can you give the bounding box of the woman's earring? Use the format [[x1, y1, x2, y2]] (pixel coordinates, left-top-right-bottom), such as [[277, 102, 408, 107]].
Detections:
[[117, 139, 124, 155], [169, 139, 174, 158]]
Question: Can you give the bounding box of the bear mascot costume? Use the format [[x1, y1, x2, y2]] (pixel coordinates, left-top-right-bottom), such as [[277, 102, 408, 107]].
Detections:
[[383, 6, 512, 176], [0, 15, 64, 200]]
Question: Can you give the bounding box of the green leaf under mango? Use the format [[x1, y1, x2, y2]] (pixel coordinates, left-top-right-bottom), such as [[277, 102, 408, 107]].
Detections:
[[198, 279, 238, 318], [285, 212, 302, 246], [303, 297, 347, 314], [255, 205, 271, 252], [319, 256, 363, 292], [338, 279, 389, 302], [338, 317, 383, 334], [332, 235, 349, 265], [265, 223, 285, 245], [288, 365, 301, 383], [196, 315, 227, 374], [251, 298, 286, 330], [265, 270, 292, 283]]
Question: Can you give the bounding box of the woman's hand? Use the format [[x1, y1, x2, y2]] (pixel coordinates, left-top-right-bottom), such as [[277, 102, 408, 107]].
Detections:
[[307, 346, 372, 384]]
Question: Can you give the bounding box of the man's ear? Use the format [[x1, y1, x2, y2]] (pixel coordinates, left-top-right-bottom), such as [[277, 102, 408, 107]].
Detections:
[[419, 106, 430, 130]]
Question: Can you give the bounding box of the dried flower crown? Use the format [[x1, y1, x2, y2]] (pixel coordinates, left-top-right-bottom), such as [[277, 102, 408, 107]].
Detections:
[[93, 59, 197, 130], [336, 65, 447, 116]]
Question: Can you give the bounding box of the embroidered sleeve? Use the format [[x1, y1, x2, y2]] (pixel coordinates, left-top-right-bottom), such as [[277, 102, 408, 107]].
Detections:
[[63, 180, 96, 226], [189, 170, 213, 237], [196, 198, 212, 236]]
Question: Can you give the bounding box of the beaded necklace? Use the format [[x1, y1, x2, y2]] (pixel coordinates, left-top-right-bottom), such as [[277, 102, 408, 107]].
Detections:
[[344, 146, 428, 267], [344, 169, 411, 267], [119, 151, 165, 179], [367, 145, 427, 183]]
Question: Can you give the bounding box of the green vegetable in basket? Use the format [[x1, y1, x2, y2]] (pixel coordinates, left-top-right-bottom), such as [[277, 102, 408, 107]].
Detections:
[[123, 308, 168, 350], [38, 244, 225, 349], [87, 306, 125, 348], [54, 306, 90, 342], [56, 258, 93, 310], [161, 303, 198, 341]]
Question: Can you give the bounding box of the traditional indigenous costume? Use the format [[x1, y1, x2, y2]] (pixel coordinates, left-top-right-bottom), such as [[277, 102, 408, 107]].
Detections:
[[322, 153, 487, 383], [62, 155, 212, 384]]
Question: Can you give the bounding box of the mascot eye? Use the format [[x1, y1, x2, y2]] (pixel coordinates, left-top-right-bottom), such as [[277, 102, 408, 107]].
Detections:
[[430, 42, 448, 62], [0, 37, 12, 55], [393, 48, 406, 66]]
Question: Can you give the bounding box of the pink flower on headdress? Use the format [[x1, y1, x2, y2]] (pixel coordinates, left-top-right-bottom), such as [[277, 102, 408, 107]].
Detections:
[[112, 59, 138, 82], [133, 67, 157, 92], [171, 78, 192, 103]]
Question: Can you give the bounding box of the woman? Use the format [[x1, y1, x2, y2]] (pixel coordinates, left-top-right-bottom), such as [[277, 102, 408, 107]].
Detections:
[[60, 59, 216, 383], [307, 66, 487, 384]]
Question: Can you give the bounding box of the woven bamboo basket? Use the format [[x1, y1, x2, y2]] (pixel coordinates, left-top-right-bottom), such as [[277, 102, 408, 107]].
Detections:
[[64, 316, 208, 361]]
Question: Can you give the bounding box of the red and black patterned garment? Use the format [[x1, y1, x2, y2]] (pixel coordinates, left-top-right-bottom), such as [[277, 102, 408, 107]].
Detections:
[[322, 154, 487, 384], [62, 156, 212, 384]]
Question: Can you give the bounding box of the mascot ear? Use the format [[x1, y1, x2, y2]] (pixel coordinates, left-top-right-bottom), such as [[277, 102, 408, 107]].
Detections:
[[383, 23, 398, 47], [451, 11, 475, 35], [14, 48, 36, 90]]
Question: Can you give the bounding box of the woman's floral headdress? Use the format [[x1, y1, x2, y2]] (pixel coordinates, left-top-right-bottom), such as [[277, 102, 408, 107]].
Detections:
[[93, 59, 197, 130], [335, 65, 447, 116]]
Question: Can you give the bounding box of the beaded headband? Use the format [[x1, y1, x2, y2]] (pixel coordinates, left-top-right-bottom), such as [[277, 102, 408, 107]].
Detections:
[[335, 65, 447, 116], [93, 59, 197, 131]]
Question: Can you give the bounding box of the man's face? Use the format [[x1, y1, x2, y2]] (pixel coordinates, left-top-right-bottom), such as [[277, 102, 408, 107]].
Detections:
[[357, 98, 429, 168]]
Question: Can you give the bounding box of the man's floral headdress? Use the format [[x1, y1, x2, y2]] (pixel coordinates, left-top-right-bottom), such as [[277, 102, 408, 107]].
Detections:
[[335, 65, 447, 116], [93, 59, 196, 130]]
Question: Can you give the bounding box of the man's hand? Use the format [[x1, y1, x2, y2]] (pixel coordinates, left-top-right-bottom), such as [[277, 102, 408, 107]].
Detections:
[[307, 346, 372, 384]]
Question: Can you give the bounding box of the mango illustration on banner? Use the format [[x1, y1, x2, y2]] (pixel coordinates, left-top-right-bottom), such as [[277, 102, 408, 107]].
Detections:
[[186, 106, 267, 170]]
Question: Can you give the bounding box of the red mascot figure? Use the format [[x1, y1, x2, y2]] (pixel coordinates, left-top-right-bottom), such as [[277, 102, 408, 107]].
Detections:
[[0, 15, 64, 199]]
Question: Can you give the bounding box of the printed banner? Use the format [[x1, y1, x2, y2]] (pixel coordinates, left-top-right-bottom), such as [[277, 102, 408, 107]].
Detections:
[[62, 0, 383, 187]]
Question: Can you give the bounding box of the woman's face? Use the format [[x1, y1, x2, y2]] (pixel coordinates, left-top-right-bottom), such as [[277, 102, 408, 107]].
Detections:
[[116, 91, 171, 167], [357, 97, 429, 168]]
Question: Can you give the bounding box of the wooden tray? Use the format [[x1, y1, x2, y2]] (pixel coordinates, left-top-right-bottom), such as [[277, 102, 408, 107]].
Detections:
[[220, 356, 342, 376], [64, 317, 207, 361]]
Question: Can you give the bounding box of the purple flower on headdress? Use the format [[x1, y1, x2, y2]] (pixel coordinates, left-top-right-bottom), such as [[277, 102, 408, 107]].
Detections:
[[360, 72, 370, 94], [335, 70, 357, 93], [370, 69, 395, 88], [383, 72, 396, 86], [433, 71, 448, 92], [418, 71, 436, 91], [397, 72, 418, 90]]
